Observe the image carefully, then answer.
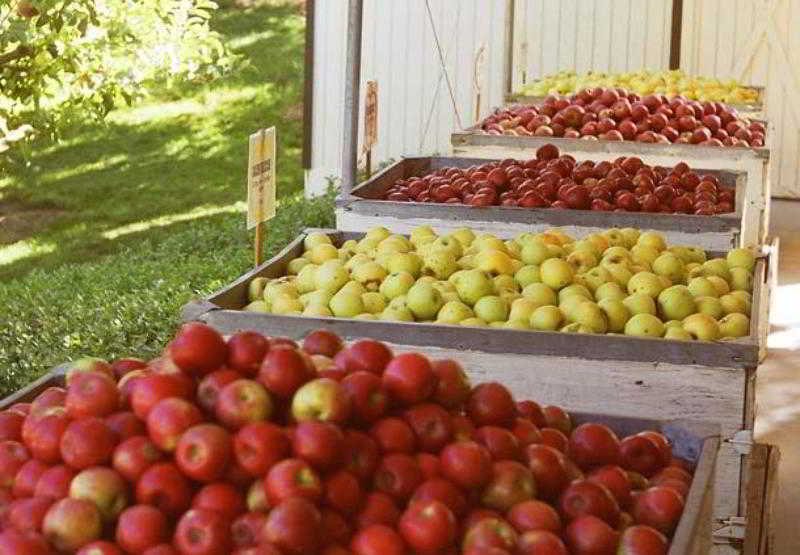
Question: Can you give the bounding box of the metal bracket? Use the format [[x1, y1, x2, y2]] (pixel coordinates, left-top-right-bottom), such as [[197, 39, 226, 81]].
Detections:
[[726, 430, 754, 455], [713, 517, 747, 543]]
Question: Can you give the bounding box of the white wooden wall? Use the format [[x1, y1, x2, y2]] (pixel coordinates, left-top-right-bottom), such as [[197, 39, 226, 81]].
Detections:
[[680, 0, 800, 198], [511, 0, 673, 91], [305, 0, 511, 196]]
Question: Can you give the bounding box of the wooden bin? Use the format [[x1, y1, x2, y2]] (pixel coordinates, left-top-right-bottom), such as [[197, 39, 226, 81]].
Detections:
[[504, 87, 767, 119], [449, 133, 771, 249], [0, 368, 728, 554], [180, 228, 778, 551], [337, 156, 747, 251]]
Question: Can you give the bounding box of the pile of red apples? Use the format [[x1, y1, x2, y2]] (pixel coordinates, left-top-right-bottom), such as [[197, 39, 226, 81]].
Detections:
[[478, 87, 765, 148], [0, 323, 694, 554], [382, 144, 734, 214]]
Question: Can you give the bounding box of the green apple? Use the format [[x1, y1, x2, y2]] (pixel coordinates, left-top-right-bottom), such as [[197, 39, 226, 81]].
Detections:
[[623, 293, 657, 316], [457, 255, 476, 270], [684, 247, 707, 264], [729, 290, 752, 303], [688, 277, 719, 298], [620, 227, 641, 247], [515, 265, 541, 287], [667, 246, 694, 264], [664, 327, 692, 340], [595, 282, 626, 302], [652, 253, 686, 284], [598, 298, 631, 333], [356, 237, 380, 254], [504, 319, 530, 330], [475, 249, 515, 276], [522, 283, 558, 306], [546, 244, 565, 258], [352, 262, 387, 290], [729, 267, 753, 292], [354, 313, 377, 320], [365, 226, 391, 243], [314, 260, 349, 293], [287, 258, 311, 275], [473, 235, 508, 253], [422, 250, 459, 280], [559, 295, 590, 322], [566, 250, 598, 274], [340, 239, 359, 255], [636, 231, 667, 252], [657, 285, 696, 321], [409, 225, 436, 246], [436, 300, 474, 324], [406, 282, 444, 320], [706, 276, 731, 296], [585, 233, 610, 253], [558, 284, 592, 303], [719, 313, 750, 338], [431, 236, 464, 258], [339, 280, 366, 296], [624, 314, 665, 338], [664, 319, 683, 329], [627, 272, 665, 298], [540, 258, 574, 290], [454, 269, 496, 306], [602, 247, 632, 265], [582, 266, 612, 292], [329, 290, 364, 318], [447, 228, 476, 249], [494, 275, 519, 293], [727, 248, 756, 271], [264, 278, 298, 305], [530, 305, 563, 331], [248, 277, 269, 301], [272, 295, 304, 315], [695, 296, 725, 320], [308, 243, 339, 264], [682, 313, 720, 341], [295, 264, 319, 294], [377, 235, 411, 255], [720, 293, 748, 316], [573, 301, 608, 333], [505, 241, 522, 259], [244, 300, 268, 312], [301, 290, 332, 308], [460, 317, 488, 327], [303, 305, 333, 317], [304, 231, 333, 251], [560, 323, 594, 333], [631, 244, 660, 267], [362, 292, 387, 314], [604, 263, 633, 288], [385, 252, 423, 277], [379, 271, 415, 300], [521, 241, 551, 265], [388, 295, 409, 310], [473, 295, 509, 323], [571, 239, 601, 258], [345, 253, 372, 271], [701, 258, 732, 282], [508, 298, 541, 322], [380, 307, 415, 322]]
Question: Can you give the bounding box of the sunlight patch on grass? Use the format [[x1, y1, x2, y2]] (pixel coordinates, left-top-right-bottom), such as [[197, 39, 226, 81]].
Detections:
[[227, 29, 278, 50], [102, 202, 247, 240], [109, 99, 208, 125], [41, 154, 129, 184], [0, 240, 57, 265]]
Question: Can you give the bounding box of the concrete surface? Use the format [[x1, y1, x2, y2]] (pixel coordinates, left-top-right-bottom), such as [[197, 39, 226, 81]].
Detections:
[[756, 203, 800, 553]]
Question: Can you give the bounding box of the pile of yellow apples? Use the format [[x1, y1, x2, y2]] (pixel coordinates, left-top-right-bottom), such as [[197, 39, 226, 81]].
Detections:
[[519, 69, 760, 105], [245, 226, 755, 341]]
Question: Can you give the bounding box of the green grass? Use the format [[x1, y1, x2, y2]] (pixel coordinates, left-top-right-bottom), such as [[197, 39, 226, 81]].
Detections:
[[0, 2, 336, 396]]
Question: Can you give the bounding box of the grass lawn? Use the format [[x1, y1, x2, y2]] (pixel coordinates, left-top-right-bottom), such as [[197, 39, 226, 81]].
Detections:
[[0, 2, 335, 396]]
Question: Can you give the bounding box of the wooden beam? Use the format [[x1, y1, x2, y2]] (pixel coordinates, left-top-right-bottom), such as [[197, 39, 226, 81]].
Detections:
[[669, 0, 683, 69]]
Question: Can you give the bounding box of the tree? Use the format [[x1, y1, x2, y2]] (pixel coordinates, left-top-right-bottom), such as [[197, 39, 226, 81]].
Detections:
[[1, 0, 235, 163]]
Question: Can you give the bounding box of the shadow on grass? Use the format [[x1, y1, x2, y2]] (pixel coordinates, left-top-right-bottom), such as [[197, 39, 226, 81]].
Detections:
[[0, 2, 306, 280]]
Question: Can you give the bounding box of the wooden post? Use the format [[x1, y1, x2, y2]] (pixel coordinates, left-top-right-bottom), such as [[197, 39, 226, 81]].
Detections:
[[247, 128, 276, 268], [341, 0, 364, 198], [364, 80, 378, 179]]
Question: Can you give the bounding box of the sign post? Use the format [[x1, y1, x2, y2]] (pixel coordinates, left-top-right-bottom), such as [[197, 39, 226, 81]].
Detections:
[[364, 80, 378, 178], [247, 127, 276, 268]]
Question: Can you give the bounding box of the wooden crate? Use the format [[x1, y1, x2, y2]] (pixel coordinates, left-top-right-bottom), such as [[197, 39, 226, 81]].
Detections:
[[338, 156, 746, 251], [449, 133, 771, 249], [504, 87, 767, 120], [181, 228, 777, 546], [0, 369, 724, 554]]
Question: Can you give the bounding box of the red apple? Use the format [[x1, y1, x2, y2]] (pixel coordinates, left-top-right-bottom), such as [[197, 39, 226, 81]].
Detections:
[[516, 401, 547, 427], [106, 411, 146, 440], [588, 465, 632, 509], [618, 524, 668, 554], [481, 460, 536, 511], [291, 378, 351, 423], [174, 508, 232, 555], [65, 358, 114, 385], [440, 441, 492, 489], [411, 478, 467, 517], [192, 482, 245, 520], [303, 330, 344, 358], [524, 444, 570, 501], [227, 331, 270, 375], [264, 497, 322, 555], [258, 347, 315, 399], [42, 497, 103, 552], [232, 512, 267, 548], [568, 422, 621, 470], [234, 422, 289, 476], [216, 379, 273, 429], [356, 491, 400, 529], [517, 530, 568, 555], [374, 453, 423, 501], [559, 479, 621, 527], [130, 374, 192, 420], [632, 486, 684, 536], [168, 322, 227, 377], [324, 469, 363, 515], [341, 371, 389, 424], [382, 353, 436, 406], [351, 524, 405, 555], [467, 383, 516, 427], [60, 417, 116, 469], [430, 359, 471, 409], [175, 424, 232, 482], [507, 500, 562, 534], [565, 515, 620, 555], [292, 420, 344, 469], [340, 340, 393, 375], [0, 441, 29, 488], [399, 500, 457, 554], [197, 369, 241, 414], [462, 518, 518, 552], [23, 407, 70, 464], [7, 496, 52, 533], [65, 372, 119, 419], [475, 426, 521, 461], [113, 435, 164, 482], [136, 462, 192, 517], [34, 465, 75, 500], [0, 412, 23, 442], [265, 458, 323, 504], [69, 466, 128, 521], [146, 397, 203, 451], [12, 459, 49, 498], [403, 403, 453, 453]]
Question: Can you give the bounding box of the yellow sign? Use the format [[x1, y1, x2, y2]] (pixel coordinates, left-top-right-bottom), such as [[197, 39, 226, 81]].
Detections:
[[364, 81, 378, 150], [247, 127, 276, 230]]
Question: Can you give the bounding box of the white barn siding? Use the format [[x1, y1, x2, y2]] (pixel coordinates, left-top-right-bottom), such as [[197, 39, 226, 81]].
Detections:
[[680, 0, 800, 198], [306, 0, 511, 196]]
